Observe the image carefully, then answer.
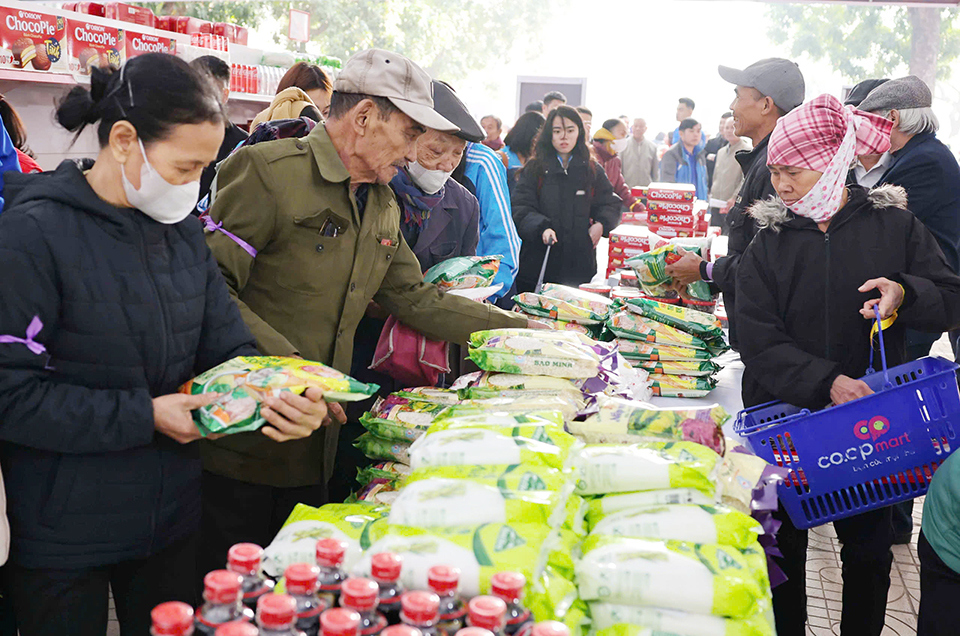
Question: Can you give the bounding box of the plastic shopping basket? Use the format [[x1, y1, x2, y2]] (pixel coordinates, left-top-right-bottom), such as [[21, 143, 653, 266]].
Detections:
[[734, 307, 960, 529]]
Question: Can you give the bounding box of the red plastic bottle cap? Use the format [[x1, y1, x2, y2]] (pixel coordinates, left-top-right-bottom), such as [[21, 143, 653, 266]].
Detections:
[[285, 563, 321, 595], [227, 543, 264, 575], [491, 572, 525, 603], [371, 552, 403, 581], [400, 591, 440, 624], [257, 594, 298, 629], [151, 601, 194, 635], [204, 570, 244, 605], [382, 626, 423, 636], [340, 577, 380, 611], [427, 565, 461, 594], [467, 596, 507, 632], [531, 622, 570, 636], [321, 608, 362, 636], [316, 537, 348, 567], [215, 623, 259, 636], [456, 629, 495, 636]]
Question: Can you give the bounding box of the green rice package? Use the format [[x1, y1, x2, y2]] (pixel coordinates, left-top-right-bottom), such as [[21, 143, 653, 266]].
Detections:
[[514, 292, 606, 325], [589, 504, 763, 549], [352, 479, 400, 505], [431, 410, 566, 429], [625, 298, 725, 346], [357, 461, 412, 487], [616, 339, 713, 362], [576, 441, 721, 497], [467, 329, 601, 378], [584, 489, 718, 528], [576, 535, 768, 619], [651, 374, 718, 398], [360, 398, 454, 442], [460, 372, 582, 395], [262, 502, 388, 577], [568, 398, 727, 454], [607, 311, 710, 350], [541, 283, 615, 318], [640, 359, 720, 377], [410, 424, 578, 471], [354, 432, 412, 464], [450, 394, 582, 421], [528, 567, 590, 636], [592, 606, 774, 636], [626, 244, 714, 302], [423, 255, 501, 290], [393, 387, 462, 405], [522, 313, 597, 337]]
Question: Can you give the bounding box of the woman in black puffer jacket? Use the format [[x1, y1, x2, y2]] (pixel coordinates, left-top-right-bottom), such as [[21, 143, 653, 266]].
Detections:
[[0, 54, 331, 635]]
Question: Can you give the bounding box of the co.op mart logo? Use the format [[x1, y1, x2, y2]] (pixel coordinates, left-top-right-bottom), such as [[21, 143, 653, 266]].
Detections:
[[817, 416, 912, 469]]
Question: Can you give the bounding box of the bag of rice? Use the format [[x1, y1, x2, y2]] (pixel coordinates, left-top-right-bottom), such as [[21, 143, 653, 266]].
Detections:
[[357, 461, 412, 487], [423, 255, 501, 290], [568, 398, 727, 454], [591, 605, 774, 636], [589, 504, 763, 549], [460, 372, 582, 395], [576, 535, 767, 619], [180, 356, 379, 436], [607, 311, 710, 350], [626, 245, 714, 302], [354, 432, 412, 464], [353, 479, 401, 505], [576, 441, 721, 496], [541, 283, 615, 317], [528, 567, 590, 636], [431, 410, 566, 429], [625, 298, 725, 346], [467, 329, 601, 379], [616, 340, 712, 362], [451, 394, 582, 421], [584, 489, 718, 528], [262, 502, 388, 577], [651, 374, 718, 398], [522, 314, 597, 336], [360, 398, 454, 442], [410, 425, 578, 471], [639, 360, 720, 377], [392, 387, 462, 405], [514, 292, 605, 325]]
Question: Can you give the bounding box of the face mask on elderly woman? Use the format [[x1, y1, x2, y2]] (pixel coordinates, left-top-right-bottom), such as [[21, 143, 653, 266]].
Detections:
[[407, 161, 453, 195]]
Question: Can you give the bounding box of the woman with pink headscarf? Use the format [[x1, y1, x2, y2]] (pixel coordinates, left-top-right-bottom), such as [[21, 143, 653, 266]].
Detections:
[[736, 94, 960, 636]]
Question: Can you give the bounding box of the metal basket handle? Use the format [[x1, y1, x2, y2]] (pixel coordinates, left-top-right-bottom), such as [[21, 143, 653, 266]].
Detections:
[[867, 304, 894, 390]]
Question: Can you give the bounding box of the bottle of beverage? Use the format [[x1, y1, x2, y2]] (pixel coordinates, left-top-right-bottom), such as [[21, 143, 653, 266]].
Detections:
[[215, 623, 260, 636], [256, 594, 300, 636], [399, 592, 440, 636], [152, 601, 195, 636], [285, 563, 328, 636], [530, 623, 568, 636], [454, 629, 493, 636], [489, 573, 531, 636], [228, 543, 276, 612], [315, 537, 349, 608], [465, 597, 507, 636], [381, 627, 422, 636], [320, 608, 361, 636], [196, 570, 255, 635], [427, 566, 465, 636], [370, 553, 404, 624], [340, 578, 387, 636]]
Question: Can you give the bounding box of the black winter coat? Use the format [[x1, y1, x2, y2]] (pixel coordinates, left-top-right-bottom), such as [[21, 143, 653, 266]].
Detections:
[[0, 161, 257, 568], [511, 154, 621, 292], [736, 184, 960, 410]]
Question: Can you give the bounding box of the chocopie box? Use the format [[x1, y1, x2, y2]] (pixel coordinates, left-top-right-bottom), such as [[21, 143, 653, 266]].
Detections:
[[649, 225, 701, 239], [67, 18, 122, 74], [104, 3, 155, 27], [125, 29, 175, 59], [609, 224, 654, 249], [0, 7, 67, 72], [646, 211, 697, 229], [646, 182, 696, 203], [647, 199, 696, 215]]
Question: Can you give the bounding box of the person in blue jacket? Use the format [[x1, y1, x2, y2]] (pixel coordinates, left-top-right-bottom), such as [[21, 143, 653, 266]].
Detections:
[[0, 115, 22, 211]]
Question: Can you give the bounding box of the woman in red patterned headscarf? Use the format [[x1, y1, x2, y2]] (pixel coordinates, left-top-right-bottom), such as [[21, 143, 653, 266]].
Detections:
[[737, 93, 960, 636]]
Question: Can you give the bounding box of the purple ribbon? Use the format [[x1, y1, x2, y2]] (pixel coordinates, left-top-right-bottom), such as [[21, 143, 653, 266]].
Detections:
[[202, 215, 258, 259], [0, 315, 46, 355]]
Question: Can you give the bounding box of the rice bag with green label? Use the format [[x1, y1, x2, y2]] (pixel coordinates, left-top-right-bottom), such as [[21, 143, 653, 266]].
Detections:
[[514, 292, 606, 325], [584, 489, 718, 529], [262, 502, 388, 577], [528, 567, 590, 636], [423, 255, 501, 290], [569, 398, 727, 454], [522, 314, 596, 336], [589, 504, 763, 549], [616, 340, 713, 362], [576, 441, 721, 496], [352, 479, 400, 505], [541, 283, 615, 317], [461, 372, 582, 396], [393, 387, 462, 405], [607, 311, 711, 351], [354, 432, 412, 464], [592, 606, 775, 636], [431, 409, 566, 429], [354, 522, 578, 597], [410, 424, 578, 471], [640, 359, 720, 377], [576, 535, 768, 619], [651, 374, 718, 398], [625, 298, 725, 346], [467, 329, 601, 378], [626, 244, 714, 301], [449, 394, 582, 421], [357, 461, 411, 487], [360, 398, 454, 442]]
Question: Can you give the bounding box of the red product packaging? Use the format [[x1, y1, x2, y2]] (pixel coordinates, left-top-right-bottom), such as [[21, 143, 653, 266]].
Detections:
[[645, 182, 696, 203], [620, 210, 647, 225], [609, 225, 654, 250], [649, 225, 700, 239], [67, 18, 122, 74], [155, 16, 176, 32], [0, 7, 68, 72], [125, 30, 175, 60], [213, 22, 233, 41], [63, 3, 106, 17], [104, 3, 155, 27], [646, 199, 695, 215], [233, 26, 248, 45], [646, 211, 697, 229], [173, 16, 211, 35], [630, 186, 648, 199]]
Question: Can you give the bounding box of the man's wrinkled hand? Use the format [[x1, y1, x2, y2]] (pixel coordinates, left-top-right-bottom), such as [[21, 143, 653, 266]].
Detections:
[[589, 222, 604, 247], [830, 375, 873, 406], [858, 278, 904, 320], [260, 386, 331, 442], [154, 392, 219, 444]]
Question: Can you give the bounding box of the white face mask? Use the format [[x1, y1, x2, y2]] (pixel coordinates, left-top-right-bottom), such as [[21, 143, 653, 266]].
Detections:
[[611, 137, 630, 154], [122, 138, 200, 224], [407, 161, 452, 195]]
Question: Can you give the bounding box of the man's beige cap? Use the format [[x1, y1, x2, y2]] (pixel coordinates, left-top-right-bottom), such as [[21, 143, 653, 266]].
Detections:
[[334, 48, 459, 133]]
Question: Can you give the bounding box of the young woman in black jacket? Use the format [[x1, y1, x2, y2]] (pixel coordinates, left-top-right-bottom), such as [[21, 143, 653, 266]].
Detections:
[[511, 105, 621, 291], [0, 54, 331, 635]]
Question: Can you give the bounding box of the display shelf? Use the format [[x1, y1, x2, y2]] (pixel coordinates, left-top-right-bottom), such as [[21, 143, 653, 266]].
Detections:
[[0, 68, 87, 86], [228, 93, 274, 104]]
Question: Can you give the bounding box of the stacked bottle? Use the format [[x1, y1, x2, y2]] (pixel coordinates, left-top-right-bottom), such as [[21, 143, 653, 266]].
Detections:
[[256, 594, 300, 636], [316, 537, 349, 608], [228, 544, 275, 612], [465, 597, 507, 636], [216, 624, 259, 636], [340, 578, 387, 636], [196, 570, 255, 635], [152, 602, 195, 636], [320, 608, 361, 636], [489, 573, 532, 636], [427, 566, 465, 636], [370, 553, 404, 624], [285, 563, 327, 636]]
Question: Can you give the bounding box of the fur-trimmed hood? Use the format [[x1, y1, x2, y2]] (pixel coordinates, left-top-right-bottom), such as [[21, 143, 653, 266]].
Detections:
[[747, 184, 909, 232]]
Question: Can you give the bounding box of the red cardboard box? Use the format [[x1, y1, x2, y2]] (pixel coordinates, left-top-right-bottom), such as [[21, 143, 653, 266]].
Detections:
[[646, 182, 696, 203], [67, 18, 121, 73], [649, 225, 702, 239], [233, 25, 248, 45], [173, 16, 211, 35], [646, 212, 697, 229], [620, 210, 647, 225], [647, 199, 695, 215], [63, 3, 106, 17], [155, 16, 175, 32], [104, 3, 155, 27], [125, 29, 175, 59], [0, 7, 67, 71], [609, 224, 654, 249]]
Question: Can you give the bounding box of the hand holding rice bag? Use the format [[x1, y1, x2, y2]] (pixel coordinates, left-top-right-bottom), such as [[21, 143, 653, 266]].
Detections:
[[410, 424, 578, 470], [589, 504, 763, 549], [625, 298, 725, 345], [592, 605, 774, 636], [423, 255, 501, 290], [576, 535, 767, 619], [607, 311, 710, 350], [640, 359, 720, 377], [354, 432, 412, 464], [651, 374, 718, 398], [616, 340, 712, 362], [180, 356, 379, 436], [360, 397, 454, 442], [626, 245, 714, 302], [576, 441, 721, 496], [514, 293, 605, 325], [468, 329, 601, 378]]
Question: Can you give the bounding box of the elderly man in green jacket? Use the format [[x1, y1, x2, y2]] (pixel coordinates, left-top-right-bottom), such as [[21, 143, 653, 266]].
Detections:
[[198, 48, 529, 575]]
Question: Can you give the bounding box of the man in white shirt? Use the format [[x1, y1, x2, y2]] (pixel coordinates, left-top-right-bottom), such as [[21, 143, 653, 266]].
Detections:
[[853, 151, 893, 188], [621, 117, 659, 187]]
